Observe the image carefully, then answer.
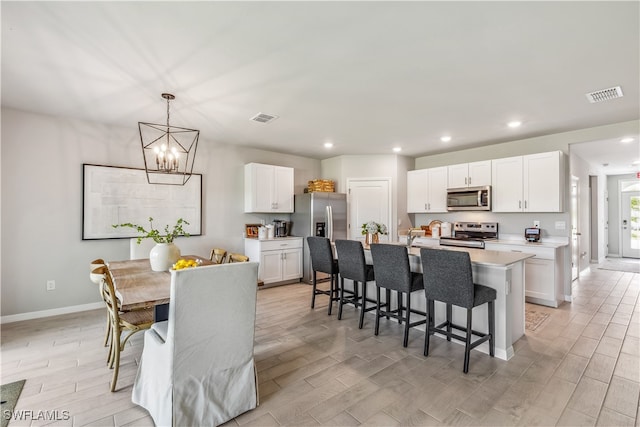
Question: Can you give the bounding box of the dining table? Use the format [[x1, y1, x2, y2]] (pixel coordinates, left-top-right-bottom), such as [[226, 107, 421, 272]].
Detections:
[[107, 255, 212, 311]]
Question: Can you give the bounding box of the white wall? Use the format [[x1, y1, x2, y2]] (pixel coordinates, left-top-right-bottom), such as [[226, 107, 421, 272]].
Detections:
[[321, 154, 412, 241], [1, 108, 320, 317]]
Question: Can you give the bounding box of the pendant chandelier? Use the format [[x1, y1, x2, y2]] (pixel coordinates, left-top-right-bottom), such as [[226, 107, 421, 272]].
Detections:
[[139, 93, 199, 185]]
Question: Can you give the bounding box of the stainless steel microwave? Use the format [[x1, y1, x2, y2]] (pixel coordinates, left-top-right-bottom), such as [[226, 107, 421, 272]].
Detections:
[[447, 186, 491, 211]]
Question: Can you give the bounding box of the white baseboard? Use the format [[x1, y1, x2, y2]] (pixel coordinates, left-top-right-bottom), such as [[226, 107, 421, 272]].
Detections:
[[1, 302, 103, 324]]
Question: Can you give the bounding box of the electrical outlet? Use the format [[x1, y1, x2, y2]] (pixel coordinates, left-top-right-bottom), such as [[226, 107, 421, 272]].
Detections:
[[533, 220, 540, 228], [46, 280, 56, 291]]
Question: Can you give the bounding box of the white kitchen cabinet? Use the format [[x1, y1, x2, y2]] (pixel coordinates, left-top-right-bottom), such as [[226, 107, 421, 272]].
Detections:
[[407, 167, 448, 213], [485, 241, 565, 307], [244, 163, 294, 213], [491, 151, 564, 212], [244, 237, 302, 285], [447, 160, 492, 188]]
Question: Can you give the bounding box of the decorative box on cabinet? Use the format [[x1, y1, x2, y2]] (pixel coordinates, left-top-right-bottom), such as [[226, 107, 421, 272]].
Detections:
[[447, 160, 492, 188], [492, 151, 564, 212], [244, 163, 294, 213], [244, 237, 303, 285], [407, 167, 448, 213], [485, 241, 565, 307]]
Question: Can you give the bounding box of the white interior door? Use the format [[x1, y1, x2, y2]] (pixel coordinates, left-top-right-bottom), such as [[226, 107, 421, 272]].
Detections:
[[621, 191, 640, 258], [571, 176, 580, 280], [347, 179, 391, 242]]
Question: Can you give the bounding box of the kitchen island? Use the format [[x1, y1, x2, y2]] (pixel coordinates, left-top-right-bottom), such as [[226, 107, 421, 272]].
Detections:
[[361, 244, 534, 361]]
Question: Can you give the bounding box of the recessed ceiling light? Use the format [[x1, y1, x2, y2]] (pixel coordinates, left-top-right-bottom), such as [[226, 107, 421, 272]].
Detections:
[[621, 137, 634, 143], [507, 121, 522, 128], [440, 135, 452, 143], [393, 147, 402, 153], [324, 142, 333, 148]]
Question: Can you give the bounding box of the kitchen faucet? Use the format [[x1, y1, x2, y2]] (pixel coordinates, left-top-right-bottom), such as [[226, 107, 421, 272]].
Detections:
[[405, 229, 420, 246]]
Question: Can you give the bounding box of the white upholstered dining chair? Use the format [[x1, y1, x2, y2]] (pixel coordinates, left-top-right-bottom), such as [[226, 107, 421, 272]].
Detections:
[[132, 261, 260, 426]]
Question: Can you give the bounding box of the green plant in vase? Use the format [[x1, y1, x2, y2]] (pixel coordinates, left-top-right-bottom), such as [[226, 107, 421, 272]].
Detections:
[[113, 217, 190, 244]]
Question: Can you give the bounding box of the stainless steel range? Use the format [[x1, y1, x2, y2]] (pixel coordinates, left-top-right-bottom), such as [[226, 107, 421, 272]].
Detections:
[[439, 222, 498, 249]]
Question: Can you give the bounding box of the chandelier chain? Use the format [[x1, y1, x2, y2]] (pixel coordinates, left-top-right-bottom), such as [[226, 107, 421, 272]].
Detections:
[[166, 96, 170, 129]]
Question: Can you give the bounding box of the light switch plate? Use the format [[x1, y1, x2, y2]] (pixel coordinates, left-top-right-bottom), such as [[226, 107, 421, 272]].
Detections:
[[533, 220, 540, 228], [555, 221, 566, 230]]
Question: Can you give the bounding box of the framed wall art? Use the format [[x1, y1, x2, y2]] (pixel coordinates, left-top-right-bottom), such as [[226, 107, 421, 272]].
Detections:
[[82, 164, 202, 240]]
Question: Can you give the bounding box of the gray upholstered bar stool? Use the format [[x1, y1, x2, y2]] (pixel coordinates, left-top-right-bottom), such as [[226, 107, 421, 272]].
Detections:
[[306, 236, 340, 315], [420, 247, 496, 373], [334, 239, 377, 329], [369, 243, 427, 347]]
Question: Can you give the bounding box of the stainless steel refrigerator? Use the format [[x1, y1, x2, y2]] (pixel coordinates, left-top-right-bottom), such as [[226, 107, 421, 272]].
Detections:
[[291, 192, 347, 283]]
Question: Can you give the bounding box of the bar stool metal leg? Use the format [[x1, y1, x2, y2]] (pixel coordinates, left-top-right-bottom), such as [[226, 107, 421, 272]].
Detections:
[[464, 308, 473, 373], [489, 300, 495, 357]]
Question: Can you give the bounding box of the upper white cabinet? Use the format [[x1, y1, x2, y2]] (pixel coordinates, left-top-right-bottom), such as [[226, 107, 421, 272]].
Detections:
[[492, 151, 564, 212], [447, 160, 492, 188], [407, 167, 448, 213], [244, 163, 294, 213]]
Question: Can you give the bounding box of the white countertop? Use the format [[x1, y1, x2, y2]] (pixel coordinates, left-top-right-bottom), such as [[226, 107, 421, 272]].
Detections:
[[365, 241, 534, 269], [411, 235, 569, 249], [407, 245, 535, 267], [489, 237, 569, 249], [245, 236, 302, 241]]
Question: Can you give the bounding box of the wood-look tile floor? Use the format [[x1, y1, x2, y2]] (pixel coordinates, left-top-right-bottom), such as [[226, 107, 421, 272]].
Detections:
[[2, 261, 639, 426]]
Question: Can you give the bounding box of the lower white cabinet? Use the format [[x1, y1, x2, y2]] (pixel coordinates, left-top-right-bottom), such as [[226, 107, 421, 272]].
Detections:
[[244, 237, 303, 285], [485, 241, 565, 307]]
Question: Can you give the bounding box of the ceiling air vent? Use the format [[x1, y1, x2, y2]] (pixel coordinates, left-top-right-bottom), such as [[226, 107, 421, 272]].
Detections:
[[250, 112, 279, 124], [585, 86, 624, 103]]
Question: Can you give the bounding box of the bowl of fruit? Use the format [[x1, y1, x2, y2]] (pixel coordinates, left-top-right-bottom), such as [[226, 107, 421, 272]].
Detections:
[[172, 258, 201, 270]]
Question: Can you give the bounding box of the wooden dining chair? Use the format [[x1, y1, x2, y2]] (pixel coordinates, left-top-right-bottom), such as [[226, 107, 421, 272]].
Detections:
[[93, 265, 154, 392], [209, 248, 228, 264], [89, 259, 111, 348], [227, 253, 250, 263]]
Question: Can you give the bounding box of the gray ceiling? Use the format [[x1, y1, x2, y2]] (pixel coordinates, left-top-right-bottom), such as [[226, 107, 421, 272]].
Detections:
[[2, 1, 639, 171]]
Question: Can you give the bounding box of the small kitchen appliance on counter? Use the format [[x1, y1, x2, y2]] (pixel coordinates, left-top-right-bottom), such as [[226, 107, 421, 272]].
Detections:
[[273, 220, 292, 237], [439, 222, 498, 249], [525, 227, 541, 242]]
